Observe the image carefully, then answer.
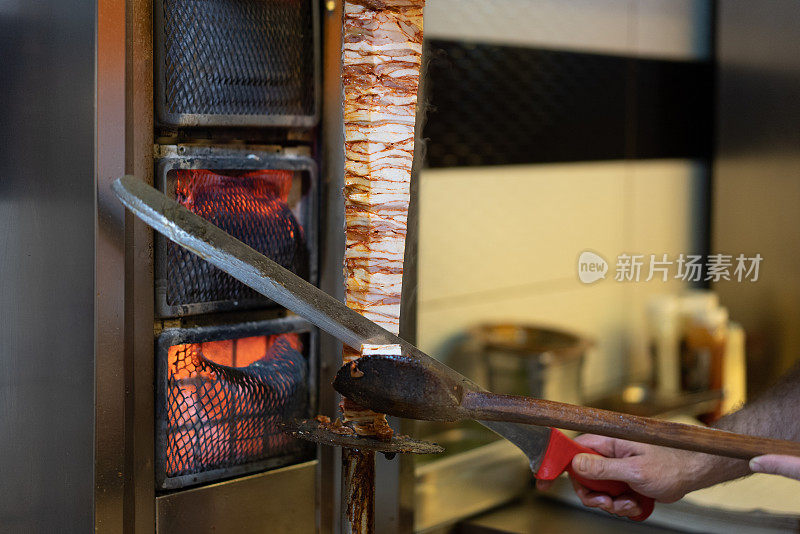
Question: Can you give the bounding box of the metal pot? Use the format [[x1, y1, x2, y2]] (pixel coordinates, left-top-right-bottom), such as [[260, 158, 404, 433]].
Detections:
[[453, 323, 592, 405]]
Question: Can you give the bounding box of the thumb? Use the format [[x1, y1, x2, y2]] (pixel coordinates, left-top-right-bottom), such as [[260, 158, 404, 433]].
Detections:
[[572, 453, 638, 483], [750, 455, 800, 480]]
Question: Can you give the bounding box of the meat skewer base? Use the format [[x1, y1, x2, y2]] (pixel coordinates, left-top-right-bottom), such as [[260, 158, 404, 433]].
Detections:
[[280, 418, 444, 457]]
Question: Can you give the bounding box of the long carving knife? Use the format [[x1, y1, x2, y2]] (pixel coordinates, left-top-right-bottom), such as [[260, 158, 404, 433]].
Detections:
[[112, 176, 655, 520]]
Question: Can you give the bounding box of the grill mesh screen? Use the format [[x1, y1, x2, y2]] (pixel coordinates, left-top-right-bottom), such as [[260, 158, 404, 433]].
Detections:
[[161, 0, 315, 120], [166, 169, 307, 308], [166, 332, 311, 479]]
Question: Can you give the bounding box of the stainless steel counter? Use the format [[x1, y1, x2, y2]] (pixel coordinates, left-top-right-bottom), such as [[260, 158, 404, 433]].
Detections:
[[456, 493, 680, 534]]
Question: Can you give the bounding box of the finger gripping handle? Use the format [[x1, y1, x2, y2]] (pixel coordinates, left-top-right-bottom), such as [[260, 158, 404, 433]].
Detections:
[[535, 428, 655, 521]]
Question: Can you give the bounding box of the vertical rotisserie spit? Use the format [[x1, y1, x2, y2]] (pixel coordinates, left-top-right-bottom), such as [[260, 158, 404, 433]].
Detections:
[[340, 1, 425, 532], [341, 0, 424, 436]]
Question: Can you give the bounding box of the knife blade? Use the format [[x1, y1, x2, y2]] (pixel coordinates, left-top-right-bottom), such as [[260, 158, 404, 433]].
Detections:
[[112, 176, 655, 520]]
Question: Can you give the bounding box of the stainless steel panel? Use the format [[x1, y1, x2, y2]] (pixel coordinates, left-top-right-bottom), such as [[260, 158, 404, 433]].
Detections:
[[96, 0, 128, 530], [414, 441, 531, 533], [127, 1, 158, 532], [713, 0, 800, 395], [544, 476, 800, 534], [319, 1, 347, 532], [156, 461, 318, 534], [0, 1, 96, 532]]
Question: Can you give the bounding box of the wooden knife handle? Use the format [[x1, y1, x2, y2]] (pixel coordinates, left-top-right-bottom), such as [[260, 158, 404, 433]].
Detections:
[[463, 391, 800, 459]]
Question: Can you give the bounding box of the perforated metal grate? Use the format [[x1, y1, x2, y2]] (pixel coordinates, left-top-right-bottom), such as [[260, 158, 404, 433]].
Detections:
[[165, 169, 308, 308], [159, 0, 316, 124], [165, 332, 311, 480]]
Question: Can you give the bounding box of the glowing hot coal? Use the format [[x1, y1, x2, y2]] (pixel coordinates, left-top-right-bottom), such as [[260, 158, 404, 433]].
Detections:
[[166, 169, 307, 306], [165, 332, 309, 477]]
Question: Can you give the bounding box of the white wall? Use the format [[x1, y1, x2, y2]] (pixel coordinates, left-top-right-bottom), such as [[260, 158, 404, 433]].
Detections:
[[425, 0, 712, 61]]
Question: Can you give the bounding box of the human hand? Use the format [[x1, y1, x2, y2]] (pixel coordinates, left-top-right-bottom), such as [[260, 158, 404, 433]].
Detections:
[[536, 434, 707, 518], [750, 455, 800, 480]]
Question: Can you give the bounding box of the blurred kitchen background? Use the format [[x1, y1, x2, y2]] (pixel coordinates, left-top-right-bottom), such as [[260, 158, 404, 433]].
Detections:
[[411, 0, 800, 532], [2, 0, 797, 532], [417, 0, 714, 401]]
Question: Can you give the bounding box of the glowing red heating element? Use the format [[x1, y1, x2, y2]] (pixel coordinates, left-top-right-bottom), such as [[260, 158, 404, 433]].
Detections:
[[166, 169, 307, 306], [175, 169, 294, 211], [165, 332, 309, 477]]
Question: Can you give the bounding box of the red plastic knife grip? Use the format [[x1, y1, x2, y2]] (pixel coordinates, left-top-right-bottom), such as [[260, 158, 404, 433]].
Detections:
[[535, 428, 655, 521]]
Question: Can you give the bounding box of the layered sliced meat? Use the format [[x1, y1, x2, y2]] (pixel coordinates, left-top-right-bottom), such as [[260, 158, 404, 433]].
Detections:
[[340, 0, 425, 436]]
